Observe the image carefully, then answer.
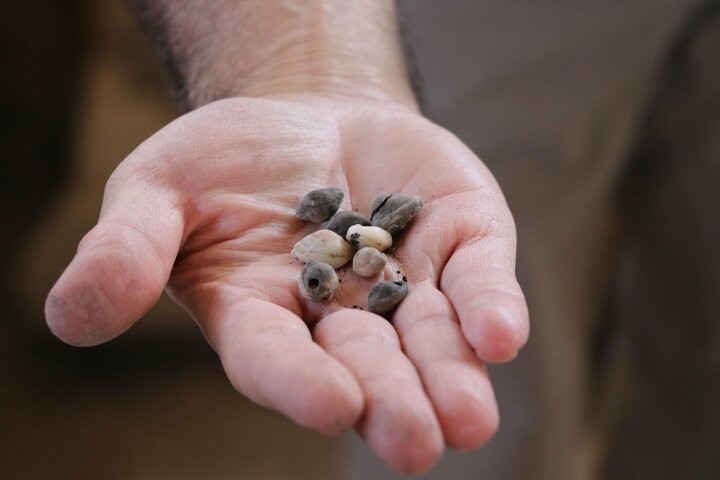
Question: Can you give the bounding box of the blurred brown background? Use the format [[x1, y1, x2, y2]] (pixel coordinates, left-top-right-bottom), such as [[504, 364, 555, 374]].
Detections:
[[3, 2, 720, 480], [0, 2, 341, 478]]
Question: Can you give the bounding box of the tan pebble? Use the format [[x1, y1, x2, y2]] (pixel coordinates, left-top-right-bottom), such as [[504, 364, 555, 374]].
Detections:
[[352, 247, 387, 278], [346, 225, 392, 251], [291, 229, 353, 269]]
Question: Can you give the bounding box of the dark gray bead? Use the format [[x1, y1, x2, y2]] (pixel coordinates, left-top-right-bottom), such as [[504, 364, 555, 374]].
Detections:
[[370, 193, 423, 235], [370, 193, 393, 218], [299, 261, 339, 302], [295, 187, 344, 223], [368, 281, 409, 317], [323, 210, 370, 238]]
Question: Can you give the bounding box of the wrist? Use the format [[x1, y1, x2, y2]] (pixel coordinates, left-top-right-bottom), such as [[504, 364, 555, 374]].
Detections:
[[147, 0, 417, 110], [227, 47, 418, 110]]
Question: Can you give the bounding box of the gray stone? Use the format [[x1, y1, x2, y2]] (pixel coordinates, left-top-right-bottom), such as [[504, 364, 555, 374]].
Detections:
[[370, 193, 392, 218], [368, 281, 409, 317], [299, 261, 339, 302], [370, 193, 423, 235], [324, 211, 370, 238], [295, 187, 344, 223]]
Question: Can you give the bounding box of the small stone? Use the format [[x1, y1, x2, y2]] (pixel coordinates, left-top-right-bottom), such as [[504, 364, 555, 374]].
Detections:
[[370, 193, 423, 235], [295, 187, 344, 223], [370, 193, 393, 218], [291, 229, 353, 269], [368, 281, 409, 316], [299, 261, 339, 302], [352, 247, 387, 278], [324, 211, 371, 238], [346, 225, 393, 251]]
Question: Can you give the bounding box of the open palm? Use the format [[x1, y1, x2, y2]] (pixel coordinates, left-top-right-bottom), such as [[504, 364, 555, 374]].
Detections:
[[46, 97, 528, 474]]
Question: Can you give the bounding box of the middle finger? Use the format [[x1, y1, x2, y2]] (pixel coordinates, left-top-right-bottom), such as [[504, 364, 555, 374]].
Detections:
[[313, 309, 444, 475], [392, 279, 500, 450]]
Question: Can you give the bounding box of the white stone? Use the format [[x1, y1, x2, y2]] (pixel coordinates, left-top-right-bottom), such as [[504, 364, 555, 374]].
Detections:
[[346, 225, 393, 252], [291, 229, 353, 269]]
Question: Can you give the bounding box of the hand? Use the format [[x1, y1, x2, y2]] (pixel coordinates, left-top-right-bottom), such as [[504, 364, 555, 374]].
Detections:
[[45, 96, 528, 474]]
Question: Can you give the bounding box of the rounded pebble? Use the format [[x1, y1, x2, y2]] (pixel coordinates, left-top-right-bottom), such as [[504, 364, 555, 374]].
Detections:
[[346, 225, 393, 251], [370, 193, 423, 235], [324, 211, 371, 238], [291, 229, 354, 269], [368, 281, 409, 317], [295, 187, 344, 223], [352, 247, 387, 278], [299, 261, 339, 302]]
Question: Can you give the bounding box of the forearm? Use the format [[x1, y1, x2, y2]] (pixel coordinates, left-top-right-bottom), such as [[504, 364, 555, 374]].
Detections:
[[130, 0, 416, 110]]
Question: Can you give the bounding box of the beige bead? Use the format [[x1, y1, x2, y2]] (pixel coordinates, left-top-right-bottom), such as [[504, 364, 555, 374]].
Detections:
[[291, 229, 354, 269], [352, 247, 387, 278], [346, 225, 393, 252]]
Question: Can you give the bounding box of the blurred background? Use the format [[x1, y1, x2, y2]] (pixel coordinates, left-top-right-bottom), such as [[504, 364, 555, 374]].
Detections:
[[2, 1, 720, 479], [1, 2, 342, 478]]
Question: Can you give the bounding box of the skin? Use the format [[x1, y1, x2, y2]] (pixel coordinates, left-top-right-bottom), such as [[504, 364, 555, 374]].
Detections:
[[46, 1, 529, 475]]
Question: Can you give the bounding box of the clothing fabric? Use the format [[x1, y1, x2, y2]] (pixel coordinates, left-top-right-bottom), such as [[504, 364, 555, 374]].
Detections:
[[345, 1, 720, 478]]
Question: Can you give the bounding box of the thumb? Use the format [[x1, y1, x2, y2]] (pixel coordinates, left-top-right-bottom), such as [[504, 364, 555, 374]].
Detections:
[[45, 170, 185, 347]]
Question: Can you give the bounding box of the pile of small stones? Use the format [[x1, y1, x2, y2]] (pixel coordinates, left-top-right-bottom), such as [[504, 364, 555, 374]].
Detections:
[[291, 187, 423, 317]]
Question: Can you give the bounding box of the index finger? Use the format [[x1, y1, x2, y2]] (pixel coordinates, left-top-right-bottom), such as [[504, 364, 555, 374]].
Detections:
[[399, 188, 529, 363]]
